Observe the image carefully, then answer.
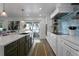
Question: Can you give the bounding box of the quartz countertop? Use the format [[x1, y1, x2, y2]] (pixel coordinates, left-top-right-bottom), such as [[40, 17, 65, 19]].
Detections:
[[0, 34, 26, 46], [48, 32, 79, 46]]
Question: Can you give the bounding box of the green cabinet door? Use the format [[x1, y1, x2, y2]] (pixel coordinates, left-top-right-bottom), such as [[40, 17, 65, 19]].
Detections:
[[18, 37, 25, 56], [4, 41, 18, 56], [4, 35, 33, 56]]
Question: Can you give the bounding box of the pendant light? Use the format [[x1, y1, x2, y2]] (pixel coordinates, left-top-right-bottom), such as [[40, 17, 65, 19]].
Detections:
[[1, 3, 7, 16], [21, 9, 25, 23], [21, 9, 24, 20]]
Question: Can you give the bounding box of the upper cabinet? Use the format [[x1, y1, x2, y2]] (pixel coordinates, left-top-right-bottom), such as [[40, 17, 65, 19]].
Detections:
[[50, 3, 73, 19]]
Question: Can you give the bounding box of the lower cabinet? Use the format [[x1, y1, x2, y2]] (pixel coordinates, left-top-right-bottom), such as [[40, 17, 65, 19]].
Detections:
[[62, 41, 79, 56], [4, 35, 32, 56], [47, 32, 57, 55], [18, 37, 26, 56], [4, 41, 18, 56], [63, 43, 77, 56], [57, 38, 63, 56]]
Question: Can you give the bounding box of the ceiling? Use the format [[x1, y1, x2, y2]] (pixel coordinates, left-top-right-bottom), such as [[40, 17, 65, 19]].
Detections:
[[0, 3, 56, 18]]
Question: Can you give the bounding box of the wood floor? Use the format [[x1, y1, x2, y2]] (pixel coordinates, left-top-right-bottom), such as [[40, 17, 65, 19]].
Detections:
[[28, 39, 56, 56]]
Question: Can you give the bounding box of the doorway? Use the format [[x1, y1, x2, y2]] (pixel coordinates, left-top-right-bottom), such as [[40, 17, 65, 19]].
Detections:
[[25, 22, 40, 39]]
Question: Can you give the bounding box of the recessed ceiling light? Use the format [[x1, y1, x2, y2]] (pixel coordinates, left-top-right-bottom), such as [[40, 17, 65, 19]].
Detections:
[[21, 21, 25, 23], [27, 14, 29, 16], [39, 14, 42, 16], [39, 8, 42, 10]]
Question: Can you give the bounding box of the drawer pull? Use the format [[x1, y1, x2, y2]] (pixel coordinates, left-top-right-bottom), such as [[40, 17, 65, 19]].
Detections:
[[64, 43, 79, 51]]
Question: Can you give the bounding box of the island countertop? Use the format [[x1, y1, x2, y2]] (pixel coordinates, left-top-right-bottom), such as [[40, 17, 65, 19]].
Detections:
[[0, 34, 26, 46]]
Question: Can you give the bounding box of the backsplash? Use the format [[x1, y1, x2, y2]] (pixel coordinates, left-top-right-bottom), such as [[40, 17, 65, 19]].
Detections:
[[58, 19, 79, 35]]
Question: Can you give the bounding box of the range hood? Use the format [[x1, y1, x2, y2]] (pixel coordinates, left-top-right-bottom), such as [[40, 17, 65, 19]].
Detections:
[[52, 13, 68, 19], [71, 3, 79, 5], [50, 4, 73, 19], [71, 3, 79, 19], [72, 12, 79, 19]]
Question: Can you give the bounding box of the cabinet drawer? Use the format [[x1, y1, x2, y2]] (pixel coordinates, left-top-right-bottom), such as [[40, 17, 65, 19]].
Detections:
[[25, 44, 29, 55], [5, 45, 17, 53], [6, 50, 17, 56], [63, 43, 78, 56], [19, 37, 25, 44], [5, 47, 18, 56], [64, 40, 79, 52], [4, 41, 18, 56], [5, 41, 17, 50]]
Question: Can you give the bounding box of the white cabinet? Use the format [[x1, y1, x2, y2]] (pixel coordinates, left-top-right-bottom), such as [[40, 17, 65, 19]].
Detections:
[[46, 32, 79, 56], [57, 36, 64, 56], [62, 39, 79, 56], [63, 47, 74, 56], [63, 43, 73, 56], [57, 36, 79, 56], [46, 32, 57, 55], [63, 43, 78, 56]]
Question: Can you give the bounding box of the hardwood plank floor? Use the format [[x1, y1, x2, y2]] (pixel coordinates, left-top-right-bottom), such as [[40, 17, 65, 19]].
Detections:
[[28, 39, 56, 56]]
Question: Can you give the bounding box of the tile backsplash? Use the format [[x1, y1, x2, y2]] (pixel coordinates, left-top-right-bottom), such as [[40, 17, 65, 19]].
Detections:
[[58, 19, 79, 35]]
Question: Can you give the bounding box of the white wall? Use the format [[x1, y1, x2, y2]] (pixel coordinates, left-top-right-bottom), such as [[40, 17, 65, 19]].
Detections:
[[2, 20, 8, 30], [0, 18, 9, 31]]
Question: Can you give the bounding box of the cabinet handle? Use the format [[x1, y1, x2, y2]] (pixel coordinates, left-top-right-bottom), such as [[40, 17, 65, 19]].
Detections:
[[66, 51, 71, 56], [64, 43, 79, 51]]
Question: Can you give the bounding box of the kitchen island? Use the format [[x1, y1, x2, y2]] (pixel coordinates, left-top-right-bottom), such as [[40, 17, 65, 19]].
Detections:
[[0, 33, 32, 56]]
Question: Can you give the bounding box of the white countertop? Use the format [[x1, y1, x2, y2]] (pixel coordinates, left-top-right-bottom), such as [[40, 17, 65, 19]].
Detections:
[[47, 32, 79, 56], [0, 34, 26, 46], [48, 32, 79, 46]]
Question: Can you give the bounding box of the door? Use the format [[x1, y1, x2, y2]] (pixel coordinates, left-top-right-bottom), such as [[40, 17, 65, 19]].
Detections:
[[32, 22, 40, 39], [25, 22, 40, 39]]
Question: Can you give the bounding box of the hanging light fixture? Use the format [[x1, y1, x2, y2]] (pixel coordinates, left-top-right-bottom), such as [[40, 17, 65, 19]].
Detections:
[[21, 9, 25, 23], [21, 9, 24, 20], [1, 3, 7, 16]]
